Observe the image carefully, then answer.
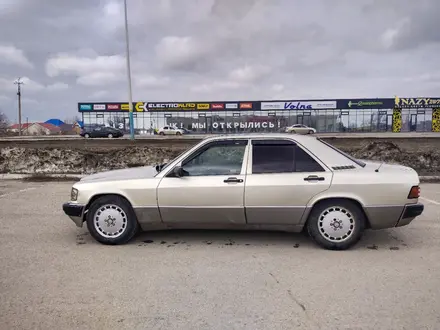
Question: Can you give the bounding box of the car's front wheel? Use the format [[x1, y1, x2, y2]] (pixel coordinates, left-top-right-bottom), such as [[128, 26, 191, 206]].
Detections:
[[86, 195, 140, 245], [306, 199, 366, 250], [176, 131, 182, 135], [84, 133, 90, 138]]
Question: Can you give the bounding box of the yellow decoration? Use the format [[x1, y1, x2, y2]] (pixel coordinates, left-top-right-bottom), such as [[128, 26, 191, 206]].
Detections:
[[392, 108, 402, 132]]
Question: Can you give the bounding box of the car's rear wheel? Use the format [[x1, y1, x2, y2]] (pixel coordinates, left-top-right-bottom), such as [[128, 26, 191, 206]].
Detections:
[[86, 195, 140, 245], [108, 133, 113, 138], [176, 131, 181, 135], [306, 199, 366, 250], [159, 132, 165, 136]]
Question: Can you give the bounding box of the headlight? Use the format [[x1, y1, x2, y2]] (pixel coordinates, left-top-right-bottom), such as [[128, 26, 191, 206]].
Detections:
[[71, 188, 78, 201]]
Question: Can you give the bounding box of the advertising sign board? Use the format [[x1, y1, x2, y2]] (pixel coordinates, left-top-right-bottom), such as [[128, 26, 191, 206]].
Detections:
[[395, 96, 440, 108], [336, 99, 394, 109], [261, 100, 336, 110]]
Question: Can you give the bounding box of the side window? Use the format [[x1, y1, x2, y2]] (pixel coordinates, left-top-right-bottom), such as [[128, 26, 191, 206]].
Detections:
[[251, 140, 324, 174], [294, 146, 325, 172], [181, 140, 247, 176]]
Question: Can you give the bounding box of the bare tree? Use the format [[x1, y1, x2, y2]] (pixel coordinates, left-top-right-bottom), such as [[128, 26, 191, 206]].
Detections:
[[63, 115, 81, 124], [0, 112, 9, 135]]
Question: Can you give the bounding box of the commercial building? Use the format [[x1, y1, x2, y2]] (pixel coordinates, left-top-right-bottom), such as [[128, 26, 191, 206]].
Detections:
[[78, 96, 440, 134]]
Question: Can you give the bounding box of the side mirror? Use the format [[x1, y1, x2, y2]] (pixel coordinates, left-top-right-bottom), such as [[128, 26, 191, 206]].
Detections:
[[155, 163, 167, 173], [173, 166, 185, 177]]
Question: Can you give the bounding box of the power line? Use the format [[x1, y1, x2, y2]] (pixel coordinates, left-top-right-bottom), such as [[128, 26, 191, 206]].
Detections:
[[14, 77, 24, 136]]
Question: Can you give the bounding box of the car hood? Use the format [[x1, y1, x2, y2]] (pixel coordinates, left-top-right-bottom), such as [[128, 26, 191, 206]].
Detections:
[[80, 166, 158, 182]]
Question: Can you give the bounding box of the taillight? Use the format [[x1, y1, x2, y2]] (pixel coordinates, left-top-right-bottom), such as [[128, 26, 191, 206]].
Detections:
[[408, 185, 420, 199]]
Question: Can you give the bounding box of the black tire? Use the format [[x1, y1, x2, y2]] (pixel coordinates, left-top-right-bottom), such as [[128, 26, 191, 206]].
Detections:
[[86, 195, 140, 245], [159, 132, 165, 136], [308, 130, 314, 134], [84, 133, 90, 138], [306, 199, 366, 250], [108, 133, 113, 138], [176, 131, 182, 135]]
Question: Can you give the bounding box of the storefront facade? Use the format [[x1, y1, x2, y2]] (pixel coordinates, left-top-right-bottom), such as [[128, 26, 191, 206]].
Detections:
[[78, 97, 440, 134]]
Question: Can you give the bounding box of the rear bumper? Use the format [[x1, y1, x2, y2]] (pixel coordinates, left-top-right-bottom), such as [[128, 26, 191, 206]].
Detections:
[[395, 203, 424, 227], [62, 202, 85, 227], [364, 203, 424, 230]]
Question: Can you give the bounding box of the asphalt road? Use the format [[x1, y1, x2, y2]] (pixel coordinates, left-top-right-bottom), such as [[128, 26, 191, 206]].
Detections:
[[1, 181, 440, 330]]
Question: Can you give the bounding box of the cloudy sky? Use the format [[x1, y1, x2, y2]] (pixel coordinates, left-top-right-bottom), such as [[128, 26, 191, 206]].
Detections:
[[0, 0, 439, 122]]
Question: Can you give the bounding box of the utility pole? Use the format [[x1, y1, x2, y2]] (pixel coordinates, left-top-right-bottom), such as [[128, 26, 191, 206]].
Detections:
[[123, 0, 135, 140], [14, 78, 24, 136]]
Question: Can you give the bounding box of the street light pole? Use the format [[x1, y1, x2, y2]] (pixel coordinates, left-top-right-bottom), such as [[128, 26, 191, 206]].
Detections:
[[123, 0, 135, 140], [14, 78, 24, 136]]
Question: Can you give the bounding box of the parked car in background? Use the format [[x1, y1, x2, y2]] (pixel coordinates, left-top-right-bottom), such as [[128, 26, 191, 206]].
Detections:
[[158, 125, 185, 135], [285, 124, 316, 134], [62, 133, 423, 250], [80, 126, 124, 138], [180, 127, 192, 134]]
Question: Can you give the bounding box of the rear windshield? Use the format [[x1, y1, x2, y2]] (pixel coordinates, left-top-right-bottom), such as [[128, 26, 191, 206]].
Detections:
[[317, 138, 366, 167]]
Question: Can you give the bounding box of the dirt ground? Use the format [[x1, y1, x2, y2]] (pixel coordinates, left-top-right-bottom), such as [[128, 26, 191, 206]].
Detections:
[[1, 140, 440, 175]]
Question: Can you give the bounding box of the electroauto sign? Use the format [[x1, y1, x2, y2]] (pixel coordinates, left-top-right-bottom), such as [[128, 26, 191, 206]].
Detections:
[[147, 103, 197, 111]]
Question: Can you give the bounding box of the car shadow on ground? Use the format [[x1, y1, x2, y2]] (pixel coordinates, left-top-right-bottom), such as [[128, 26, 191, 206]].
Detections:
[[134, 229, 312, 249], [75, 227, 412, 251]]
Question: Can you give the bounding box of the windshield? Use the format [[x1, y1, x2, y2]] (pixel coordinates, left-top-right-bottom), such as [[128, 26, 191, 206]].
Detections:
[[317, 138, 366, 168]]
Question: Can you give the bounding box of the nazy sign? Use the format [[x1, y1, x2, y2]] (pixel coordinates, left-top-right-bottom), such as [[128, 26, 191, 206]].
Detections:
[[395, 97, 440, 108], [261, 101, 336, 110]]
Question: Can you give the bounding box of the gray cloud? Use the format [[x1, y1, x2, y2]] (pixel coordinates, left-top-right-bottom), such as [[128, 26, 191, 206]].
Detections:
[[0, 0, 439, 122]]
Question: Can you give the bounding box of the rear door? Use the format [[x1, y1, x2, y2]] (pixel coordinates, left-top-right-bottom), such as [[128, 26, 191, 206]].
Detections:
[[244, 138, 332, 225]]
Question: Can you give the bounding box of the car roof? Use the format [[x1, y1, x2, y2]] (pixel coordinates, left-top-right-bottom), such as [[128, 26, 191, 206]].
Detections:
[[200, 134, 362, 169], [201, 133, 311, 141]]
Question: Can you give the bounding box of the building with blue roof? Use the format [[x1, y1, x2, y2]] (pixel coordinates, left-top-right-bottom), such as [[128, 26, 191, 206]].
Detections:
[[44, 118, 64, 127]]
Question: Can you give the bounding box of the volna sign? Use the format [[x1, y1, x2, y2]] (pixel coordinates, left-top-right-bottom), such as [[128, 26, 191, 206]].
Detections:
[[261, 101, 336, 110]]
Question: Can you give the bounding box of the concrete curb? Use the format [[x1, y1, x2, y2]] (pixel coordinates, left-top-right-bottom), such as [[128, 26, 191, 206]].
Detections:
[[419, 176, 440, 183], [1, 173, 440, 183]]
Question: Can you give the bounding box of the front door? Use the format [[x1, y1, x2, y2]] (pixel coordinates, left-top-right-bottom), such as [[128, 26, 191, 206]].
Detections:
[[244, 139, 332, 225], [410, 114, 417, 131], [124, 117, 130, 134], [157, 139, 249, 225], [386, 114, 393, 131], [92, 127, 105, 137]]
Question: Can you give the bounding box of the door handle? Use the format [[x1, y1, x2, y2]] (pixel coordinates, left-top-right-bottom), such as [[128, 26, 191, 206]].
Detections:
[[224, 177, 243, 183], [304, 175, 325, 181]]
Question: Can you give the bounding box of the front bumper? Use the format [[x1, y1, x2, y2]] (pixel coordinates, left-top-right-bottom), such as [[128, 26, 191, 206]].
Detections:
[[62, 202, 85, 227], [395, 203, 424, 227]]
